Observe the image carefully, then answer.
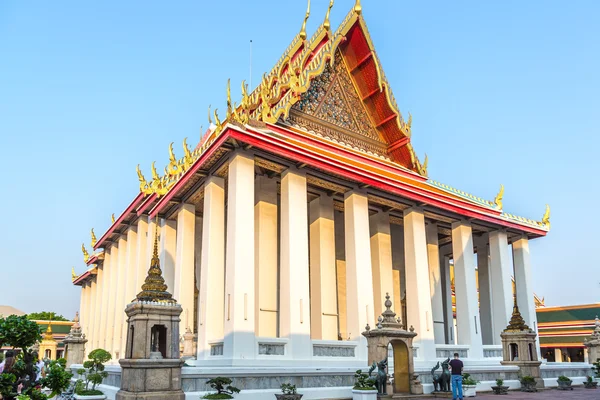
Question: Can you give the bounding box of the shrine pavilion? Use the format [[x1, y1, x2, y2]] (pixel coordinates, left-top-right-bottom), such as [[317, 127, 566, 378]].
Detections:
[[71, 0, 559, 396]]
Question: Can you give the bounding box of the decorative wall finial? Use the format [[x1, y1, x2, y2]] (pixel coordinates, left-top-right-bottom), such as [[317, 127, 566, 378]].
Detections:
[[324, 0, 334, 31], [494, 184, 504, 210], [111, 213, 116, 224], [137, 164, 152, 195], [420, 154, 428, 176], [226, 79, 233, 119], [135, 218, 176, 303], [354, 0, 362, 15], [72, 267, 77, 282], [542, 204, 550, 228], [300, 0, 311, 40], [90, 228, 97, 247], [81, 244, 90, 263], [208, 105, 212, 125]]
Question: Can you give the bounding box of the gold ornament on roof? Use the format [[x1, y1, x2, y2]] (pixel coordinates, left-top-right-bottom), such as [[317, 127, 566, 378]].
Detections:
[[44, 321, 54, 340], [299, 0, 311, 40], [354, 0, 362, 14], [90, 228, 97, 247], [541, 204, 550, 228], [226, 79, 233, 120], [136, 164, 152, 195], [505, 297, 530, 332], [81, 244, 90, 263], [494, 184, 504, 210], [419, 154, 428, 177], [135, 219, 176, 303], [71, 267, 77, 282], [182, 138, 193, 169], [324, 0, 334, 31], [207, 105, 212, 125]]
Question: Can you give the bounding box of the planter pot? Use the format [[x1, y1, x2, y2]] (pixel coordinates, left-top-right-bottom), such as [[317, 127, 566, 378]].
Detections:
[[584, 381, 598, 389], [520, 382, 537, 392], [557, 380, 573, 390], [74, 395, 107, 400], [463, 385, 477, 397], [275, 395, 303, 400], [351, 389, 378, 400], [491, 385, 509, 395]]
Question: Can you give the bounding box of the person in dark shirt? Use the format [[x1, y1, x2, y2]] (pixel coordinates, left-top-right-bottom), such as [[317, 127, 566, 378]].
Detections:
[[448, 352, 464, 400]]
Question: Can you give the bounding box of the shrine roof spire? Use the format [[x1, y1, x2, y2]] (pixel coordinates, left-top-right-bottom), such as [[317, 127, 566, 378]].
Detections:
[[299, 0, 311, 40]]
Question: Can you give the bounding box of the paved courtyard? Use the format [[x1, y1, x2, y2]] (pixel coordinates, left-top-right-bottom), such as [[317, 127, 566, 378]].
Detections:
[[427, 388, 600, 399]]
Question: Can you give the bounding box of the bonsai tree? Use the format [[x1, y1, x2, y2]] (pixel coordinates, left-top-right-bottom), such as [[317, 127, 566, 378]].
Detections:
[[353, 370, 376, 391], [41, 358, 73, 398], [462, 373, 479, 387], [495, 378, 503, 386], [276, 383, 302, 400], [519, 375, 537, 392], [76, 349, 112, 396], [584, 375, 598, 389], [281, 383, 297, 394], [556, 375, 572, 391], [0, 315, 43, 398], [202, 377, 240, 399]]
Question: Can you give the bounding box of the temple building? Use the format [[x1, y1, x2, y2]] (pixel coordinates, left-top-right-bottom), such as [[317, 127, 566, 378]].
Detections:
[[71, 1, 561, 396]]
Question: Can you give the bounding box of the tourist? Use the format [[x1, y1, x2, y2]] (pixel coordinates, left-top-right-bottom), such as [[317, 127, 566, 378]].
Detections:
[[1, 351, 16, 374], [448, 352, 464, 400], [33, 352, 45, 382]]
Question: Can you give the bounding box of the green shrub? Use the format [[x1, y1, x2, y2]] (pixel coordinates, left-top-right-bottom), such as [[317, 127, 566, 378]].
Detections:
[[520, 375, 535, 384], [557, 375, 571, 383], [353, 370, 376, 390], [495, 378, 504, 386], [462, 373, 479, 386], [77, 389, 105, 396], [593, 359, 600, 378], [280, 383, 297, 395], [202, 377, 240, 399], [40, 358, 73, 398]]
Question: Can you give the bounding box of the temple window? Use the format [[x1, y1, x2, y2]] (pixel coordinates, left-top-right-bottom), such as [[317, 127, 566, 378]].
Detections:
[[150, 324, 167, 358]]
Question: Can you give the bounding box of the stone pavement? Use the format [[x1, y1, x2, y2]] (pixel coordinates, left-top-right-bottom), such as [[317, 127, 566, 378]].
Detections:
[[428, 388, 600, 399]]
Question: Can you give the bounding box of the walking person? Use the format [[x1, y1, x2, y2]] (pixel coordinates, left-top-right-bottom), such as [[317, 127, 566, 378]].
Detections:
[[448, 352, 464, 400]]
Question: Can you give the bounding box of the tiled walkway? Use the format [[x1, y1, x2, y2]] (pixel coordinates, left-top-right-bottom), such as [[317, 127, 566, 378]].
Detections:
[[431, 388, 600, 399]]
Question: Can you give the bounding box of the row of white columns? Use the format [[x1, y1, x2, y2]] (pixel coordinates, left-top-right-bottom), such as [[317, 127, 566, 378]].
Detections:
[[78, 150, 539, 363]]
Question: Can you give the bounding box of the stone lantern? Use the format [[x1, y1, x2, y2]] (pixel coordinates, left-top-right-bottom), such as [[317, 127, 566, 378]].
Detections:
[[500, 299, 544, 389], [63, 312, 87, 368], [362, 293, 421, 395], [116, 226, 185, 400], [584, 316, 600, 365]]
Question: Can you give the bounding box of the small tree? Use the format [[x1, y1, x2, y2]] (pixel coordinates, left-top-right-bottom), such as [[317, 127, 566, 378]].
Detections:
[[202, 377, 240, 399], [353, 370, 376, 390], [77, 349, 111, 395], [41, 358, 72, 398]]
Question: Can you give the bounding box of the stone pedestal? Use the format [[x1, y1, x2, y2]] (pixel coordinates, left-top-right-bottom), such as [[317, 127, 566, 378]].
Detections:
[[362, 294, 420, 396], [64, 312, 87, 368], [500, 300, 544, 389], [584, 316, 600, 364]]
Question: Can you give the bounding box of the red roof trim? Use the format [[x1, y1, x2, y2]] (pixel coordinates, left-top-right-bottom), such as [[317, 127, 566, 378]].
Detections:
[[94, 192, 145, 250]]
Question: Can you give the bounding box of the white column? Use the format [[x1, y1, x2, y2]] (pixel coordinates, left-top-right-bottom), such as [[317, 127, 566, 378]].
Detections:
[[198, 176, 225, 360], [103, 246, 117, 352], [426, 222, 445, 345], [280, 168, 311, 359], [121, 227, 138, 354], [309, 194, 338, 340], [112, 236, 128, 359], [93, 253, 107, 350], [403, 207, 436, 361], [224, 152, 256, 361], [134, 217, 149, 296], [475, 234, 493, 345], [451, 221, 483, 359], [440, 252, 455, 344], [160, 218, 177, 294], [86, 278, 97, 358], [174, 204, 196, 335], [79, 284, 86, 335], [513, 236, 540, 353], [370, 211, 394, 320], [254, 175, 279, 338], [194, 215, 202, 338], [344, 190, 375, 360], [489, 231, 513, 345]]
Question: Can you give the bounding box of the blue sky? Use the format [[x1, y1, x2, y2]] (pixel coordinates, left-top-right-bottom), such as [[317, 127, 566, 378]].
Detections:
[[0, 1, 598, 318]]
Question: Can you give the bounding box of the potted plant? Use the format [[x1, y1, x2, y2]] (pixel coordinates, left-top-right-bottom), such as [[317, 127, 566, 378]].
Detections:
[[40, 358, 73, 398], [519, 376, 537, 392], [584, 376, 598, 389], [275, 383, 302, 400], [202, 377, 240, 399], [491, 378, 508, 395], [462, 373, 479, 397], [352, 370, 377, 400], [74, 348, 112, 399], [557, 375, 573, 390]]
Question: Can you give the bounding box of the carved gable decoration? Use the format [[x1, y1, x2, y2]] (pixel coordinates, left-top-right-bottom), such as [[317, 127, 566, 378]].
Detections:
[[289, 50, 387, 156]]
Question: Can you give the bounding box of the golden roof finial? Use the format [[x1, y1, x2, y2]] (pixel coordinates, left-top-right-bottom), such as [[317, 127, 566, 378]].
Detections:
[[135, 217, 175, 303], [354, 0, 362, 15], [71, 267, 77, 282], [226, 79, 233, 119], [90, 228, 97, 247], [300, 0, 311, 40], [207, 105, 213, 125], [214, 108, 222, 129], [111, 213, 116, 224], [420, 154, 428, 177], [542, 204, 550, 228], [168, 142, 177, 164], [45, 321, 54, 339], [505, 296, 530, 332], [81, 244, 90, 263], [324, 0, 334, 31], [137, 164, 152, 195], [494, 184, 504, 210]]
